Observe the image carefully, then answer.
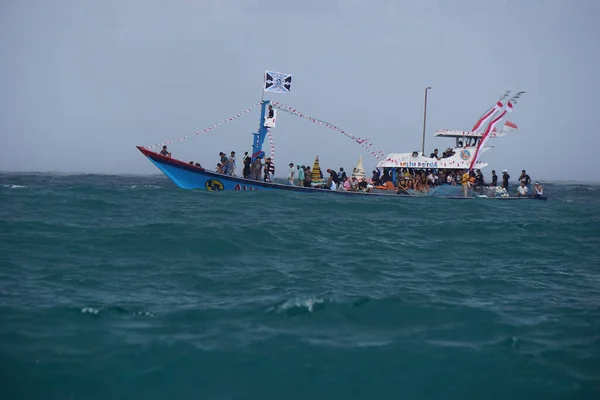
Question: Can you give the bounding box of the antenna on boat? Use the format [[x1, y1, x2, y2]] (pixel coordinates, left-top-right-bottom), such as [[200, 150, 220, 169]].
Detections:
[[421, 86, 432, 155], [261, 71, 266, 102]]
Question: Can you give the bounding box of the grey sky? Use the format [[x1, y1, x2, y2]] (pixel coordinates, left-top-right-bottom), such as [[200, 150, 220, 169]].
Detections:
[[1, 0, 598, 181]]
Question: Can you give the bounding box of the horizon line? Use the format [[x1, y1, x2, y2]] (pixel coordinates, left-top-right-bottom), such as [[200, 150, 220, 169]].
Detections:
[[1, 170, 599, 185]]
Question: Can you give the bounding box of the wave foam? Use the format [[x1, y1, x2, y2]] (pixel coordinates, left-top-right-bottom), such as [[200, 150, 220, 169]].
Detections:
[[269, 297, 325, 315], [3, 184, 27, 189], [80, 306, 154, 317]]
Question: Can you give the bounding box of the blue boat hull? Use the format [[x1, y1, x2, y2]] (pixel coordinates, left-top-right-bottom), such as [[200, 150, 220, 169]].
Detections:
[[137, 146, 376, 194]]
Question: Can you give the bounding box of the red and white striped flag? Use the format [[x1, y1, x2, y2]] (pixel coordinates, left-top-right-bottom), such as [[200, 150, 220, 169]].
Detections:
[[469, 102, 513, 170], [471, 90, 511, 132], [471, 102, 501, 132]]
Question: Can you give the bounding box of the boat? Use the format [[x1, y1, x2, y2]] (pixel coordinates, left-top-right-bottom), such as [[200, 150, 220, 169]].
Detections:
[[136, 76, 545, 200], [136, 145, 397, 196]]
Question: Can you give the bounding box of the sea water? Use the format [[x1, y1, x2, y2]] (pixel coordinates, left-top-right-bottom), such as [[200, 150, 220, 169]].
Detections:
[[1, 173, 599, 399]]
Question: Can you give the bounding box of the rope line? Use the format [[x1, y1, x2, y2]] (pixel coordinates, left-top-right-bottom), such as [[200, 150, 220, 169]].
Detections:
[[145, 102, 261, 149], [145, 101, 387, 162], [271, 102, 385, 161]]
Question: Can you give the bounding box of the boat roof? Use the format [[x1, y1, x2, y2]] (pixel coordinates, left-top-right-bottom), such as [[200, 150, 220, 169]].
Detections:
[[434, 129, 506, 139], [434, 129, 484, 138]]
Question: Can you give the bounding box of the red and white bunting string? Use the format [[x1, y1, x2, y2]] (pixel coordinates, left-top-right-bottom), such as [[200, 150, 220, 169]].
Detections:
[[145, 102, 261, 150], [271, 102, 386, 161], [267, 129, 275, 161], [144, 100, 388, 162]]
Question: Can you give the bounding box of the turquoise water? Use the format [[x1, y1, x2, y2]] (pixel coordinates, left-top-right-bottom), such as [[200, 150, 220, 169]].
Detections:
[[1, 173, 599, 399]]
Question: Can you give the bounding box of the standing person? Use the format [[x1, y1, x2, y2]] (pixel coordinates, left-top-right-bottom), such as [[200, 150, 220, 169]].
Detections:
[[460, 170, 471, 197], [251, 157, 262, 181], [519, 169, 531, 191], [264, 157, 275, 182], [304, 166, 312, 187], [490, 170, 498, 187], [502, 169, 510, 192], [229, 151, 237, 176], [242, 152, 251, 179], [268, 159, 275, 182], [519, 170, 531, 185], [475, 169, 485, 194], [338, 167, 347, 182], [288, 163, 295, 185], [219, 152, 229, 175], [297, 165, 305, 186]]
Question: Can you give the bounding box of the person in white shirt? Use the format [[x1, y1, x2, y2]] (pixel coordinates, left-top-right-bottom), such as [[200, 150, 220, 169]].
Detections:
[[427, 172, 435, 185], [534, 182, 543, 197], [517, 181, 529, 197], [288, 163, 295, 185]]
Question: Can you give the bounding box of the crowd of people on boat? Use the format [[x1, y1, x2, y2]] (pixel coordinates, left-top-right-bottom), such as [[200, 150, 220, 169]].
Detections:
[[384, 167, 542, 197], [283, 165, 542, 198], [159, 145, 543, 198]]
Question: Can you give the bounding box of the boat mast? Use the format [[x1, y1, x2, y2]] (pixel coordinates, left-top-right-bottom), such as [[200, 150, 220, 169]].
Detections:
[[251, 100, 271, 161]]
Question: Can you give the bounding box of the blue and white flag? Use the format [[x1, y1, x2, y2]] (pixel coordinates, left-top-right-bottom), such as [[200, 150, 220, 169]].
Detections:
[[264, 70, 292, 93]]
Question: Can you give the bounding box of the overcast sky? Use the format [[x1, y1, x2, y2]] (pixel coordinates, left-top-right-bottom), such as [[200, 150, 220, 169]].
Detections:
[[1, 0, 598, 181]]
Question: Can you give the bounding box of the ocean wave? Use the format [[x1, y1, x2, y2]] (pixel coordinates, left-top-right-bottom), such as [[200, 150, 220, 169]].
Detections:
[[266, 296, 326, 315], [2, 184, 27, 189], [1, 173, 600, 399], [81, 306, 155, 317]]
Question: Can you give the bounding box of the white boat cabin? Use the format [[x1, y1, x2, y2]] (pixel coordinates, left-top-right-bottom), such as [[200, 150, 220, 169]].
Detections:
[[376, 129, 497, 170]]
